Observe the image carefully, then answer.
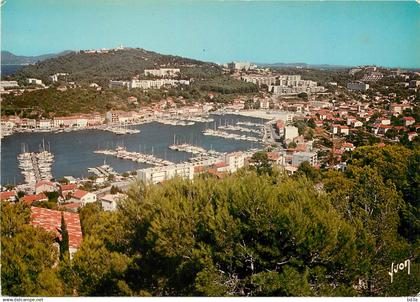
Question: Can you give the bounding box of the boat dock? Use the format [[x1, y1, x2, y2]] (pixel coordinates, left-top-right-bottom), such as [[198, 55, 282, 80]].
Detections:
[[94, 146, 173, 166], [98, 126, 141, 135], [218, 125, 261, 134], [18, 150, 54, 185], [157, 119, 195, 126], [202, 129, 261, 142], [88, 164, 117, 177]]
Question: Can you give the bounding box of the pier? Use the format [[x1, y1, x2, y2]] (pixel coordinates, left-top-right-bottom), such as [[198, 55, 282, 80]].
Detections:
[[202, 129, 261, 142], [218, 124, 261, 134], [94, 146, 173, 166], [18, 150, 54, 185]]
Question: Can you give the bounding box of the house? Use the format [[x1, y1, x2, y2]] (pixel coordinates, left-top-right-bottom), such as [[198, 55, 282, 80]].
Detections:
[[341, 142, 355, 152], [38, 119, 52, 129], [267, 152, 285, 166], [225, 152, 248, 172], [212, 162, 230, 173], [389, 103, 412, 116], [60, 183, 77, 198], [331, 124, 339, 135], [259, 99, 270, 110], [375, 118, 391, 126], [70, 189, 97, 206], [402, 117, 415, 126], [30, 207, 83, 258], [0, 191, 17, 202], [21, 193, 48, 204], [292, 152, 318, 167], [100, 193, 126, 212], [408, 132, 418, 142], [284, 126, 299, 140], [35, 180, 57, 195], [338, 125, 350, 136]]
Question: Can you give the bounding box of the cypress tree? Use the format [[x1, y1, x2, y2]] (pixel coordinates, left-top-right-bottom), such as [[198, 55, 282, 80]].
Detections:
[[60, 211, 69, 260]]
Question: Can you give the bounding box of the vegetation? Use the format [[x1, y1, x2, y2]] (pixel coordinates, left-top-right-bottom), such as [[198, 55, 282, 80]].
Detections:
[[10, 48, 216, 86], [1, 145, 418, 296]]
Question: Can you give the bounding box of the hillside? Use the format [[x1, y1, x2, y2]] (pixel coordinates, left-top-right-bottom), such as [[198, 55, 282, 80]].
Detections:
[[1, 50, 72, 65], [11, 48, 221, 86]]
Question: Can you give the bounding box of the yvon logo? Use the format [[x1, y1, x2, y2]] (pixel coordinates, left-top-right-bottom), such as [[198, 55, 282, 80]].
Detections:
[[388, 259, 411, 283]]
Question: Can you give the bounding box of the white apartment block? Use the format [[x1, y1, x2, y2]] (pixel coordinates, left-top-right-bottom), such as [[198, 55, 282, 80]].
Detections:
[[228, 61, 252, 71], [224, 152, 248, 173], [144, 68, 180, 77], [292, 152, 318, 167], [0, 81, 19, 89], [27, 78, 43, 85], [49, 73, 68, 82], [347, 82, 369, 92], [128, 79, 189, 90], [241, 75, 277, 86], [138, 164, 194, 184], [284, 126, 299, 140]]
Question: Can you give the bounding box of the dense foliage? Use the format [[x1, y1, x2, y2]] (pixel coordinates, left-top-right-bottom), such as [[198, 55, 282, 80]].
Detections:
[[1, 145, 418, 297], [11, 48, 216, 86]]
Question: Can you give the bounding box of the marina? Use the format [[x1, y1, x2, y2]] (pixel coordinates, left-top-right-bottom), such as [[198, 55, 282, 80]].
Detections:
[[99, 126, 141, 135], [1, 114, 265, 185], [94, 146, 174, 166], [88, 163, 118, 177], [17, 143, 55, 185], [157, 119, 195, 126], [203, 129, 261, 142], [218, 124, 262, 134]]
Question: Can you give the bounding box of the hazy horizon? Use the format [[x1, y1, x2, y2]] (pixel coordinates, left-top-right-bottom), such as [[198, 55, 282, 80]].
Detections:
[[2, 0, 420, 68]]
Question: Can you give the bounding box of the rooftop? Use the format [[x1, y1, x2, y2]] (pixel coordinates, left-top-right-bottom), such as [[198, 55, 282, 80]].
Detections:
[[31, 207, 83, 249]]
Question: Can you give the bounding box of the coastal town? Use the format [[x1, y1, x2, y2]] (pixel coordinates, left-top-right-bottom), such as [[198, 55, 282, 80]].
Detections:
[[1, 47, 419, 261], [2, 0, 419, 297], [1, 48, 420, 229]]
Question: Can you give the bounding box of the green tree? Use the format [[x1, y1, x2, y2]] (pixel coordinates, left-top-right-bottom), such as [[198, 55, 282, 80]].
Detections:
[[72, 236, 132, 296], [250, 151, 272, 175], [1, 202, 63, 296], [59, 212, 70, 260], [296, 161, 321, 182]]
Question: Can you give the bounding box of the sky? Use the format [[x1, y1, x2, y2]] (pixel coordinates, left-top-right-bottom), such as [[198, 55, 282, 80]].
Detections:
[[1, 0, 420, 68]]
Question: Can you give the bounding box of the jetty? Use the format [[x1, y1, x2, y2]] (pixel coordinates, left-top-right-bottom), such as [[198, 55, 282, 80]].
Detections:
[[94, 146, 173, 166], [202, 129, 261, 142], [17, 143, 54, 185]]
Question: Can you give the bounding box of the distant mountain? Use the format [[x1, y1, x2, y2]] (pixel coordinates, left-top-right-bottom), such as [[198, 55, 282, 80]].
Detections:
[[10, 48, 220, 86], [1, 50, 73, 65], [255, 62, 351, 70]]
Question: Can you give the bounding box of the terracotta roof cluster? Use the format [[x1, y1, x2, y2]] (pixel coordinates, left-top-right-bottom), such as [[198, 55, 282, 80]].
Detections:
[[60, 183, 77, 192], [35, 180, 56, 188], [30, 207, 83, 249], [72, 189, 89, 199], [0, 191, 17, 201], [21, 193, 48, 204]]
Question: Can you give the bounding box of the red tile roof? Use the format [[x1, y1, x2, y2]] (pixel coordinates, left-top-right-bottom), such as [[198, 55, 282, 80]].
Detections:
[[35, 180, 55, 188], [30, 207, 82, 249], [60, 184, 77, 191], [21, 193, 48, 204], [213, 162, 229, 168], [0, 191, 16, 201], [72, 189, 89, 199]]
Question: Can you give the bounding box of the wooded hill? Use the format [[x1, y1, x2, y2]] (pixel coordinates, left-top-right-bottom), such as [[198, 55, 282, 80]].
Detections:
[[10, 48, 221, 86]]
